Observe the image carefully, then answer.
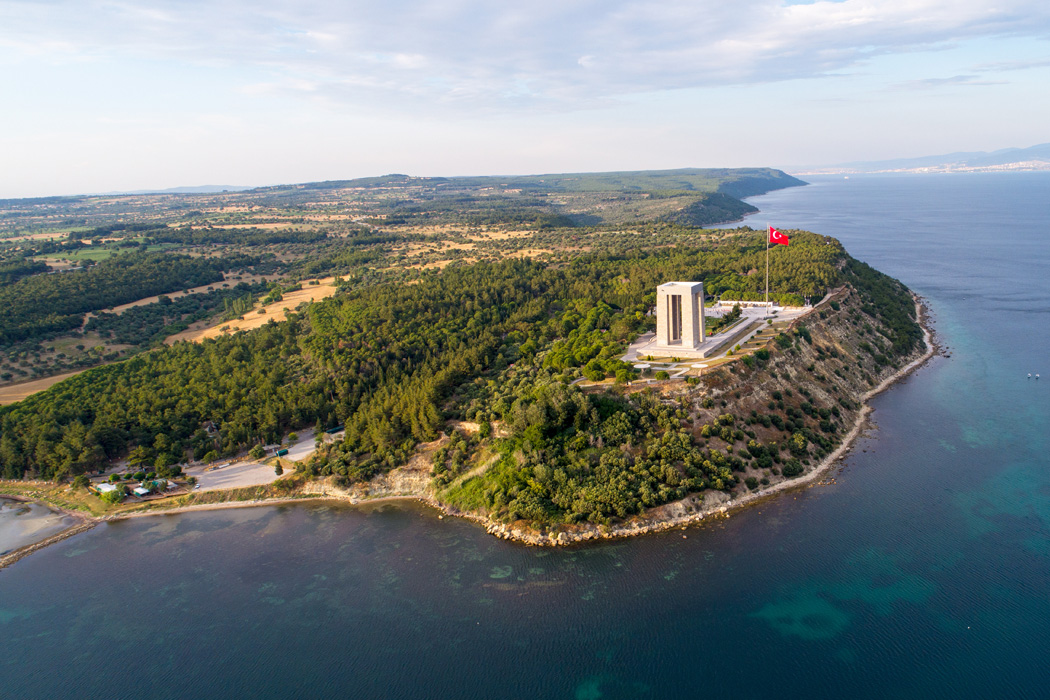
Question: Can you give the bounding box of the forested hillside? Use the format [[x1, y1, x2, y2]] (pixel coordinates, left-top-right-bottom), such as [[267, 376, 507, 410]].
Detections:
[[0, 231, 920, 494], [0, 252, 256, 345]]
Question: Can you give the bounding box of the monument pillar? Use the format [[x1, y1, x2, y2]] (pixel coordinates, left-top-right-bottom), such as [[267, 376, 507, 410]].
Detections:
[[654, 281, 705, 355]]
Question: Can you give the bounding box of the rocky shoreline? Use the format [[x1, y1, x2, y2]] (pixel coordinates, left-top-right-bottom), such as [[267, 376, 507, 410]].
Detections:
[[438, 295, 936, 546]]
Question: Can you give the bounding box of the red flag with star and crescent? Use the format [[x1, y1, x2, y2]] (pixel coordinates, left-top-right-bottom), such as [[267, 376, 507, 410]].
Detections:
[[768, 226, 789, 246]]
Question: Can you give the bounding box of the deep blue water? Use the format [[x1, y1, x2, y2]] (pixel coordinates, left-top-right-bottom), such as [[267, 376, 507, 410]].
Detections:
[[3, 173, 1050, 699]]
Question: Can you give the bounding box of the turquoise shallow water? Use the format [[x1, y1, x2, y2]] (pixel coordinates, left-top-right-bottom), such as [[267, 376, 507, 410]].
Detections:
[[2, 173, 1050, 699]]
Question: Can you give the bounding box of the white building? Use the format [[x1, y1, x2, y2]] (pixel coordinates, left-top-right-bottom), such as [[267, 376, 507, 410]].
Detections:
[[652, 281, 707, 357]]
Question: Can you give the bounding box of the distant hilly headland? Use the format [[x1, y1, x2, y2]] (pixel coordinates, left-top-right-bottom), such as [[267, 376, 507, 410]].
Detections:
[[797, 142, 1050, 175]]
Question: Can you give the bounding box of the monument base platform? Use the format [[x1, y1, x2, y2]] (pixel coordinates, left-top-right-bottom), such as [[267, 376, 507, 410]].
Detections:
[[647, 344, 713, 359]]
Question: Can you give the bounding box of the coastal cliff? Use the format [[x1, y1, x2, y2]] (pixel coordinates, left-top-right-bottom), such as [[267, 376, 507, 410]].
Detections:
[[304, 277, 932, 545]]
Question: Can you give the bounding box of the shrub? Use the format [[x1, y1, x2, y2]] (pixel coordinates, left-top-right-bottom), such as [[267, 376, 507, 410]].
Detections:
[[781, 460, 804, 477], [790, 432, 808, 455], [249, 444, 266, 460], [72, 474, 90, 489], [745, 476, 759, 490], [655, 370, 670, 380], [99, 484, 126, 504]]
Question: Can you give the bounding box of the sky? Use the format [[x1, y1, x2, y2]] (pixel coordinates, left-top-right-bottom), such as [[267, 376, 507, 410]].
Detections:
[[2, 0, 1049, 198]]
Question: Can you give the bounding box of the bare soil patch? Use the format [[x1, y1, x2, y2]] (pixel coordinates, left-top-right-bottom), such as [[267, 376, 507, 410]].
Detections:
[[96, 273, 275, 318], [0, 370, 86, 405], [176, 277, 340, 342]]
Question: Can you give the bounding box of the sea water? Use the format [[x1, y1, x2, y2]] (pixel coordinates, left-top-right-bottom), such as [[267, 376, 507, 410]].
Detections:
[[2, 173, 1049, 699]]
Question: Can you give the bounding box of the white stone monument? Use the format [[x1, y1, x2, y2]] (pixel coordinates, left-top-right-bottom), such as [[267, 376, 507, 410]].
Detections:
[[653, 281, 705, 356]]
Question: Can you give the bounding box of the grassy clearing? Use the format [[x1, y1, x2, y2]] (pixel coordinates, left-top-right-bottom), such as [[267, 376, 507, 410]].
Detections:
[[122, 476, 309, 513], [185, 277, 339, 341], [39, 243, 175, 263], [1, 473, 311, 518], [0, 480, 114, 516]]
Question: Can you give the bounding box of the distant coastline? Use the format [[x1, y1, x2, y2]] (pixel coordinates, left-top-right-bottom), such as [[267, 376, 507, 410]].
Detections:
[[793, 141, 1050, 176], [797, 164, 1050, 176]]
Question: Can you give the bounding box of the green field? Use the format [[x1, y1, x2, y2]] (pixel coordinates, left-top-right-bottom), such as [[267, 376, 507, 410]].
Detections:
[[39, 243, 176, 262]]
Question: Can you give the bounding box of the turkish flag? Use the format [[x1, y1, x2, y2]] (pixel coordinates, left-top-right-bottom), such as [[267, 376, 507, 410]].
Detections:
[[769, 226, 789, 246]]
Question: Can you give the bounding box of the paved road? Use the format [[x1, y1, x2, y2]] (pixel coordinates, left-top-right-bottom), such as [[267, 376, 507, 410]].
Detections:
[[284, 429, 320, 463], [185, 459, 281, 492]]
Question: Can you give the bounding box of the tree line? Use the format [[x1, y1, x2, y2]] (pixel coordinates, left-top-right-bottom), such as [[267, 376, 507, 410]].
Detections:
[[0, 251, 259, 345]]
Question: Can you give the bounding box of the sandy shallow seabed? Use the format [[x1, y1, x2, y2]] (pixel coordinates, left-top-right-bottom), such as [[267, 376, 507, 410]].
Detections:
[[0, 496, 96, 570]]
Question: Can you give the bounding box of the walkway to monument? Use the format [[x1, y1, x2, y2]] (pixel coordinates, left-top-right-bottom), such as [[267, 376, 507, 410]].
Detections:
[[622, 304, 812, 377]]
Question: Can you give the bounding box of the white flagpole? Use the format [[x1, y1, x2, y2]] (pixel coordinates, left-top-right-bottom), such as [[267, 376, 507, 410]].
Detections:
[[765, 223, 770, 310]]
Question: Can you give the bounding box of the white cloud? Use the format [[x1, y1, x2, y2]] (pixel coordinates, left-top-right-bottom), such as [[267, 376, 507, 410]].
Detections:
[[3, 0, 1049, 110], [891, 74, 1009, 90], [2, 0, 1049, 196], [973, 56, 1050, 72]]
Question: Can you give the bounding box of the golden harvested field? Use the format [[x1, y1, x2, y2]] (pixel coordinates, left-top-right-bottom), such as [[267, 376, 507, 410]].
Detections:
[[96, 273, 275, 318], [170, 277, 340, 343], [0, 370, 85, 406], [194, 222, 292, 230]]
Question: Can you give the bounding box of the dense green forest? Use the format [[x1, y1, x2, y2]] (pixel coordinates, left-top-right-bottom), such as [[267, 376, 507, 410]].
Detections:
[[660, 192, 758, 227], [432, 255, 920, 524], [64, 223, 331, 248], [252, 167, 805, 199], [148, 227, 331, 246], [0, 251, 257, 345], [0, 233, 919, 505], [0, 257, 50, 285]]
